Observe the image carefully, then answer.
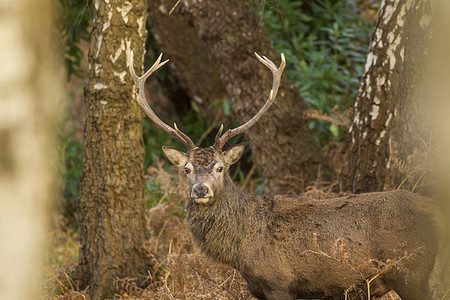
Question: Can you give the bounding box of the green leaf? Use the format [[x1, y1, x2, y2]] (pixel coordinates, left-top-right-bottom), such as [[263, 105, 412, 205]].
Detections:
[[330, 124, 339, 137], [223, 98, 231, 116], [191, 101, 200, 113]]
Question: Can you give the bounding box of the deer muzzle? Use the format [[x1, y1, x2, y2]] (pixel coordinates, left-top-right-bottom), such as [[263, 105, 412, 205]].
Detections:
[[191, 183, 214, 204]]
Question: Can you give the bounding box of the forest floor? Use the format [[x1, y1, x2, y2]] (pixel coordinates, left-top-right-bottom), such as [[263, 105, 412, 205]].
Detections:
[[41, 162, 402, 300]]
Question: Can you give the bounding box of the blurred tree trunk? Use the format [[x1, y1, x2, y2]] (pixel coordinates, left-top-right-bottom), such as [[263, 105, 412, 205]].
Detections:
[[77, 0, 153, 298], [432, 2, 450, 296], [147, 0, 229, 124], [341, 0, 432, 193], [180, 0, 328, 194], [0, 0, 57, 299]]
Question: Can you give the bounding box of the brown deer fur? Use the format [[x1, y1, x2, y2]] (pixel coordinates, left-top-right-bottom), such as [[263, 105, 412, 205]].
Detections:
[[162, 145, 443, 300]]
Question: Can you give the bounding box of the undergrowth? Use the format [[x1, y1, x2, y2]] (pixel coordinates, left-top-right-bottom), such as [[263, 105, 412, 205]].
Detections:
[[56, 97, 84, 224]]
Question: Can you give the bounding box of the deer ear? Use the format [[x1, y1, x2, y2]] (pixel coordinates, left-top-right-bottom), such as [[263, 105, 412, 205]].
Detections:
[[223, 143, 245, 166], [162, 146, 189, 167]]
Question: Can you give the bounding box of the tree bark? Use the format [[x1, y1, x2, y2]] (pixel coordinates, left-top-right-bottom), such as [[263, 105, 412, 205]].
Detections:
[[147, 0, 229, 123], [0, 0, 57, 298], [341, 0, 432, 193], [180, 0, 328, 194], [77, 0, 153, 298]]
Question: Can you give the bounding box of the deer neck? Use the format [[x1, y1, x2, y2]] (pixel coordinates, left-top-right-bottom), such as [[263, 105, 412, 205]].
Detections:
[[186, 175, 255, 268]]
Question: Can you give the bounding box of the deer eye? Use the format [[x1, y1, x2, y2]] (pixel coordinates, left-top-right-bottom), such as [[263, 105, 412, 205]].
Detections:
[[216, 166, 223, 173], [184, 167, 191, 174]]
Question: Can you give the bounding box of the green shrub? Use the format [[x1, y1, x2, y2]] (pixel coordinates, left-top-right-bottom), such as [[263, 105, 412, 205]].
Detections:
[[255, 0, 378, 145], [57, 100, 84, 222], [57, 0, 92, 81]]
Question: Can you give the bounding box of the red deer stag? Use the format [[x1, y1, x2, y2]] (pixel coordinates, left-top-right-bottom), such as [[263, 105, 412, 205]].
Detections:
[[129, 52, 445, 300]]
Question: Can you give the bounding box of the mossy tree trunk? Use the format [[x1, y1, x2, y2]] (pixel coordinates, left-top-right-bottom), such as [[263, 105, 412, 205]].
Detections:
[[77, 0, 153, 298], [341, 0, 432, 193], [180, 0, 328, 194]]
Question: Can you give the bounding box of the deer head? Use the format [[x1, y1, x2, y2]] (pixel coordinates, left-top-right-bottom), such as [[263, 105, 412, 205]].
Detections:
[[162, 144, 245, 204], [129, 51, 285, 204]]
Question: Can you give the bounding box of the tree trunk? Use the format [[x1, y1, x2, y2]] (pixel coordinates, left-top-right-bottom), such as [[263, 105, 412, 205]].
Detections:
[[180, 0, 328, 194], [77, 0, 153, 298], [341, 0, 432, 193], [431, 3, 450, 296], [0, 0, 57, 299], [147, 0, 229, 123]]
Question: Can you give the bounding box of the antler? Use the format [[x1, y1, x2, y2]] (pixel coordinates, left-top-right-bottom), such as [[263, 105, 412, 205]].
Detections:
[[213, 52, 286, 149], [129, 51, 197, 150]]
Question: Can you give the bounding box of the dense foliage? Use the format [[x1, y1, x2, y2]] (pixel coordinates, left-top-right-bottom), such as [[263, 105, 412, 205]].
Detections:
[[254, 0, 377, 144], [57, 0, 92, 81], [57, 105, 83, 220], [57, 0, 92, 220]]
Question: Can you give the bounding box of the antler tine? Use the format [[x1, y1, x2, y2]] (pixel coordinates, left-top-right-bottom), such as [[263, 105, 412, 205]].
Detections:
[[214, 124, 224, 145], [213, 53, 286, 149], [173, 123, 196, 148], [129, 51, 197, 150]]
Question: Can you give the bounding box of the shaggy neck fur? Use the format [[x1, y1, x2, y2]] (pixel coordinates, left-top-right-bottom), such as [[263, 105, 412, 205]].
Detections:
[[186, 174, 256, 269]]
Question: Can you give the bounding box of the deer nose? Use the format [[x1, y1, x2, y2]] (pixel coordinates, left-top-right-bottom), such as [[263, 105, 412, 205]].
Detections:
[[193, 185, 209, 198]]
